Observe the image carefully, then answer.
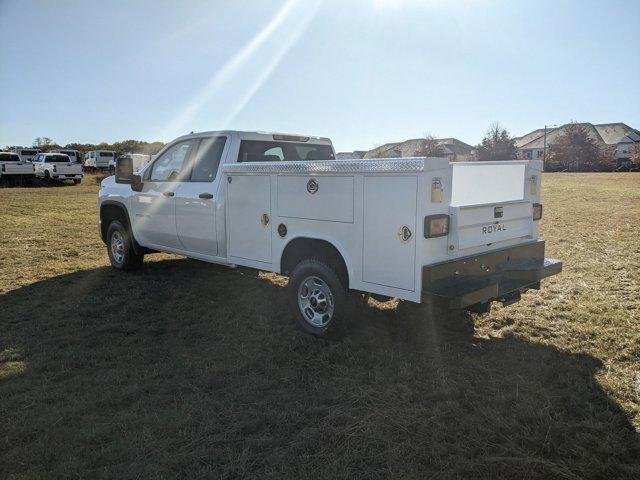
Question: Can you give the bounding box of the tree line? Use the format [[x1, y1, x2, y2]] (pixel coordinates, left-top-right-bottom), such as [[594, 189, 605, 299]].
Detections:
[[6, 137, 166, 157]]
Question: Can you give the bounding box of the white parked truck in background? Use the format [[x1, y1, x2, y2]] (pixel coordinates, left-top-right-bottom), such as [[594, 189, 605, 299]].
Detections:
[[84, 150, 115, 170], [98, 130, 561, 336], [33, 152, 83, 183], [0, 151, 35, 182], [116, 153, 152, 172], [9, 147, 40, 163]]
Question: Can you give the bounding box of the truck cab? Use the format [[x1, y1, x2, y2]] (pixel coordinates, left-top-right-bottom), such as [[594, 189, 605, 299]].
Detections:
[[99, 130, 560, 336], [54, 149, 81, 164]]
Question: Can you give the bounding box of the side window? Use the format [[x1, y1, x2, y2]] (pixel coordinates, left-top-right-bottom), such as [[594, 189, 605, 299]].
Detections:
[[189, 137, 227, 182], [149, 140, 194, 181]]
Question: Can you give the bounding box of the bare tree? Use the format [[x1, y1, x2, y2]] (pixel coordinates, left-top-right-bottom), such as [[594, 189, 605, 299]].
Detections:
[[417, 134, 446, 157], [33, 137, 54, 148], [629, 143, 640, 170], [475, 122, 517, 161]]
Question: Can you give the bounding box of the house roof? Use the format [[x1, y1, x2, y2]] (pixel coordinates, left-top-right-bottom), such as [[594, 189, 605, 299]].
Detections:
[[515, 123, 640, 149], [363, 137, 473, 159]]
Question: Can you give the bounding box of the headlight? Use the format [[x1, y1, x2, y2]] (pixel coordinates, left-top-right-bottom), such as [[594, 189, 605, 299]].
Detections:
[[532, 203, 543, 221], [424, 214, 450, 238]]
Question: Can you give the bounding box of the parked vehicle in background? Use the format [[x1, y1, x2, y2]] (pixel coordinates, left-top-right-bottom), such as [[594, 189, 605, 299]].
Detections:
[[116, 153, 152, 172], [33, 153, 83, 183], [83, 150, 115, 171], [0, 151, 35, 184], [99, 130, 561, 337], [54, 149, 81, 164], [9, 147, 40, 163]]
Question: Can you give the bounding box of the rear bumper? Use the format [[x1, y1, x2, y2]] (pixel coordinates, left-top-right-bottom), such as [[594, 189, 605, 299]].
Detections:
[[53, 174, 83, 179], [422, 241, 562, 309]]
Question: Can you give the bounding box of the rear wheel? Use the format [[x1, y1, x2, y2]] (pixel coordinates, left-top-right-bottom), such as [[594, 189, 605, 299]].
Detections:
[[288, 259, 346, 337], [73, 179, 81, 185], [106, 220, 144, 271], [44, 170, 51, 181]]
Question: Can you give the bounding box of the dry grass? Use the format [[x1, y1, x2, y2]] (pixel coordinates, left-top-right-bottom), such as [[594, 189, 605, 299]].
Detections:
[[1, 173, 639, 479]]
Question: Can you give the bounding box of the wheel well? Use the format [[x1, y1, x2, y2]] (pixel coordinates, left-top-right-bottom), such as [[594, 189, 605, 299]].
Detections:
[[99, 203, 130, 244], [280, 238, 349, 287]]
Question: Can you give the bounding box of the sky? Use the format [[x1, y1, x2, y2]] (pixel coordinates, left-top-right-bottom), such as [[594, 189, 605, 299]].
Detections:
[[0, 0, 639, 152]]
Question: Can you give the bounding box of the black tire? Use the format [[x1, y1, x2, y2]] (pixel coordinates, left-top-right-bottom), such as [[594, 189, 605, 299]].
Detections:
[[44, 170, 51, 180], [106, 220, 144, 271], [288, 259, 346, 337], [73, 179, 81, 185]]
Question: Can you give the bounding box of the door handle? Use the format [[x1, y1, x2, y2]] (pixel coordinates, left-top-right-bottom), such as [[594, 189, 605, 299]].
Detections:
[[162, 191, 175, 197], [199, 193, 214, 199]]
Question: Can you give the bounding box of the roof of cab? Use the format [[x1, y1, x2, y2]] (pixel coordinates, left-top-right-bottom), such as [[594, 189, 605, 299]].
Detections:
[[174, 130, 332, 144]]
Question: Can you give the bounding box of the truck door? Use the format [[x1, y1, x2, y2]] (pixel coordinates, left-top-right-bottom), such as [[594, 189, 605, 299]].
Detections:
[[174, 136, 227, 257], [130, 140, 195, 249]]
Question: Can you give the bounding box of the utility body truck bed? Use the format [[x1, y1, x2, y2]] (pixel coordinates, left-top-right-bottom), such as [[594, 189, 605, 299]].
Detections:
[[99, 130, 561, 336]]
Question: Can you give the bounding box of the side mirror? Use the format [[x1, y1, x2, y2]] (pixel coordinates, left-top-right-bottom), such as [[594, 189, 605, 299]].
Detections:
[[115, 156, 133, 184]]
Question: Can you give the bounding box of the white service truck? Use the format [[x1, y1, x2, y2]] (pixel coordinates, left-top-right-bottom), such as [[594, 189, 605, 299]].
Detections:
[[0, 151, 35, 183], [33, 152, 84, 183], [9, 147, 40, 163], [116, 153, 152, 172], [84, 150, 116, 170], [98, 130, 561, 336]]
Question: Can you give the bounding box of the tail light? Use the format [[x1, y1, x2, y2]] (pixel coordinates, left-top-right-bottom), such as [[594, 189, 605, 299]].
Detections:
[[424, 214, 450, 238], [532, 203, 543, 221], [53, 164, 57, 173], [1, 164, 5, 172]]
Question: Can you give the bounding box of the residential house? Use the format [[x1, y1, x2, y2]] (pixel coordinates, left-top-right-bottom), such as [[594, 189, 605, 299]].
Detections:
[[361, 137, 474, 161], [515, 122, 640, 167]]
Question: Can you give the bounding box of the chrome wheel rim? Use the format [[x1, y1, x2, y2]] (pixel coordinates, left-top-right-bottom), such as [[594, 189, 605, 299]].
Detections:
[[297, 276, 334, 327], [110, 231, 125, 264]]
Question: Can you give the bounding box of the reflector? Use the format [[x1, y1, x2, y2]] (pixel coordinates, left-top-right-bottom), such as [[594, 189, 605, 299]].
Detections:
[[532, 203, 543, 221]]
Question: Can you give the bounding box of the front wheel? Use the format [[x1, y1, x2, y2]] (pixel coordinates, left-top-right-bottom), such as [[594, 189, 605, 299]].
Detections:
[[288, 259, 346, 337], [106, 220, 144, 271]]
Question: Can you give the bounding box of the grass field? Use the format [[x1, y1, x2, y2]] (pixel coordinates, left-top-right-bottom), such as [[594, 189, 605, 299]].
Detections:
[[1, 173, 639, 479]]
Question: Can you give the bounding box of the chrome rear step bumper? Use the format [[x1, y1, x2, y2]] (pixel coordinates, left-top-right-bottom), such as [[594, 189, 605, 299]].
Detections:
[[422, 241, 562, 309]]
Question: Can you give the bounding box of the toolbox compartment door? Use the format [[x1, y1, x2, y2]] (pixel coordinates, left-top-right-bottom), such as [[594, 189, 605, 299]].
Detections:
[[362, 175, 417, 291], [227, 174, 272, 264]]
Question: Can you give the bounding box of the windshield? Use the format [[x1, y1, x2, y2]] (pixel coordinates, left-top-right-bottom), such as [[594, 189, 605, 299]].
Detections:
[[46, 155, 70, 163], [0, 153, 20, 162], [237, 141, 334, 162]]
